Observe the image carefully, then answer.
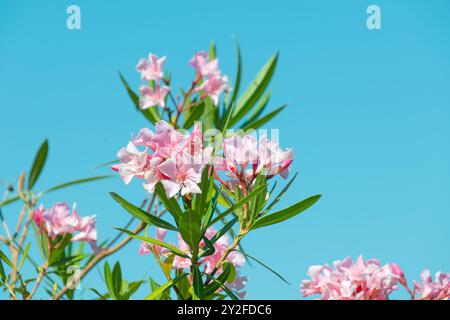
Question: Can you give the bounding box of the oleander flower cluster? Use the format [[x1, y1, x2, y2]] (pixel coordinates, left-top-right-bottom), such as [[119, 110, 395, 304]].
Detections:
[[112, 121, 212, 198], [413, 269, 450, 300], [301, 256, 450, 300], [137, 51, 229, 109], [139, 227, 248, 298], [114, 121, 294, 199], [33, 203, 97, 245], [214, 134, 294, 191]]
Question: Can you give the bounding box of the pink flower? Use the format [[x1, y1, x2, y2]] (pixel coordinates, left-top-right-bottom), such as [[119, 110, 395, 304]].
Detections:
[[257, 133, 293, 179], [229, 274, 249, 299], [33, 203, 97, 245], [189, 51, 219, 77], [113, 142, 151, 185], [172, 233, 192, 269], [158, 156, 202, 198], [196, 74, 229, 105], [136, 53, 166, 81], [214, 133, 293, 190], [138, 242, 152, 256], [114, 120, 211, 198], [413, 269, 450, 300], [301, 256, 403, 300], [139, 84, 170, 109], [138, 227, 168, 256]]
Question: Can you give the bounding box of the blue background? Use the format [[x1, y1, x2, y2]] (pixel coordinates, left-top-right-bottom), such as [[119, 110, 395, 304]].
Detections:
[[1, 0, 449, 299]]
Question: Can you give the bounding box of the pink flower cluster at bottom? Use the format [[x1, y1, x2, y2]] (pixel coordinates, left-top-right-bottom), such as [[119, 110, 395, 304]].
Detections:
[[301, 256, 404, 300], [139, 227, 248, 298], [301, 256, 450, 300], [413, 269, 450, 300]]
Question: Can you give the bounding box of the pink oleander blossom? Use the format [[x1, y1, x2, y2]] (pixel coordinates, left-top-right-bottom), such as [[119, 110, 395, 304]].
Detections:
[[139, 227, 168, 256], [139, 84, 170, 109], [136, 53, 166, 81], [413, 269, 450, 300], [301, 256, 402, 300], [114, 121, 211, 198], [189, 51, 220, 77], [214, 133, 293, 190], [33, 203, 97, 245], [196, 74, 229, 105]]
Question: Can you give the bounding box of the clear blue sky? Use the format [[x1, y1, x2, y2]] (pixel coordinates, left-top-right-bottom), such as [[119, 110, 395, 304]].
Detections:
[[1, 0, 449, 299]]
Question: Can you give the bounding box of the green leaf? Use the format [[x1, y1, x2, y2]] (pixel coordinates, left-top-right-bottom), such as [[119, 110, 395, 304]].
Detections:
[[179, 210, 202, 254], [195, 166, 213, 216], [18, 243, 31, 271], [204, 262, 234, 297], [44, 174, 115, 194], [241, 91, 270, 128], [183, 101, 204, 128], [262, 172, 298, 216], [28, 139, 49, 189], [161, 254, 175, 279], [116, 228, 189, 258], [145, 273, 188, 300], [110, 192, 177, 231], [0, 195, 20, 208], [221, 41, 242, 131], [208, 217, 238, 247], [122, 281, 144, 300], [209, 42, 217, 59], [155, 183, 183, 223], [112, 262, 123, 299], [119, 72, 160, 124], [192, 265, 204, 300], [208, 185, 267, 226], [0, 261, 6, 280], [237, 250, 290, 284], [252, 195, 321, 229], [0, 250, 14, 270], [230, 53, 278, 126], [104, 262, 117, 300], [243, 105, 287, 131]]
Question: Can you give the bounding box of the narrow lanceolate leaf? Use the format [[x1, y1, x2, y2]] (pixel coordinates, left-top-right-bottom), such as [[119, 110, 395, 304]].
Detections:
[[204, 262, 234, 297], [241, 91, 271, 128], [112, 262, 123, 299], [221, 41, 242, 131], [155, 183, 183, 223], [252, 195, 321, 229], [242, 105, 287, 131], [116, 228, 189, 258], [262, 172, 298, 216], [230, 53, 278, 126], [195, 166, 213, 216], [119, 71, 160, 124], [44, 175, 115, 194], [179, 210, 202, 254], [0, 195, 20, 208], [0, 250, 15, 270], [110, 192, 177, 231], [18, 243, 31, 271], [0, 261, 6, 280], [208, 185, 267, 226], [145, 273, 188, 300], [192, 265, 204, 300], [237, 250, 290, 284], [104, 262, 117, 300], [28, 139, 49, 190]]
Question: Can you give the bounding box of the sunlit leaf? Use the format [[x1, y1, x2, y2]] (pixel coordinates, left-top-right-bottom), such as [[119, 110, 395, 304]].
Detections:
[[110, 192, 177, 231], [252, 195, 321, 229], [28, 139, 48, 189]]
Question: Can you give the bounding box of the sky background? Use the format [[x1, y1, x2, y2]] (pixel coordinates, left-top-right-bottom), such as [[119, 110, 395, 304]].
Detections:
[[1, 0, 449, 299]]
